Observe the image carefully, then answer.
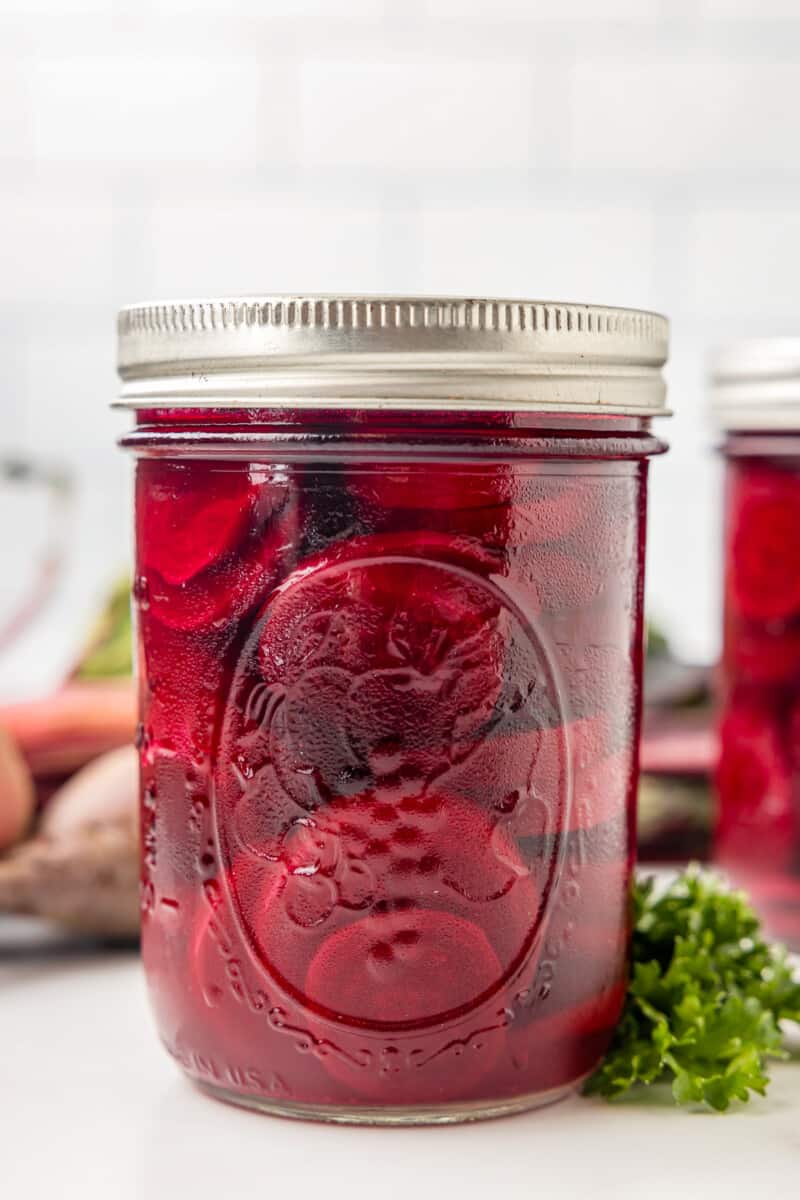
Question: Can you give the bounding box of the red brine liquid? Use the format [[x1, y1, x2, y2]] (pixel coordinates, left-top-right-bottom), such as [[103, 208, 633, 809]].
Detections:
[[716, 447, 800, 949], [132, 409, 651, 1117]]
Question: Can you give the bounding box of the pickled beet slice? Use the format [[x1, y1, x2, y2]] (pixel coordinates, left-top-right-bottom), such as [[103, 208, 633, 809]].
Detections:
[[139, 619, 233, 762], [305, 907, 503, 1026], [348, 466, 511, 519], [295, 467, 362, 558], [529, 978, 626, 1044], [524, 858, 631, 997], [457, 715, 628, 840], [248, 532, 507, 797], [350, 466, 609, 545], [511, 475, 637, 592], [142, 489, 297, 632], [786, 698, 800, 772], [144, 883, 243, 1050], [259, 530, 503, 677], [509, 979, 627, 1092], [725, 614, 800, 686], [305, 906, 506, 1101], [145, 550, 267, 632], [729, 470, 800, 621], [223, 789, 540, 1097], [504, 849, 629, 1035], [279, 792, 535, 913], [190, 895, 236, 1012], [350, 466, 599, 550], [187, 864, 508, 1103], [138, 460, 256, 586], [187, 880, 285, 1053], [232, 790, 539, 986], [509, 849, 631, 1049], [715, 703, 796, 871]]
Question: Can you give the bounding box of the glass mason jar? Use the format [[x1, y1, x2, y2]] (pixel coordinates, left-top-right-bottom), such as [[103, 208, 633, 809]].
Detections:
[[711, 341, 800, 949], [118, 295, 669, 1124]]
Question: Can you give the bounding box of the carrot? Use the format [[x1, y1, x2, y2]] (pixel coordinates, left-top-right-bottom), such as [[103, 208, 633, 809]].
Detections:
[[0, 680, 136, 777], [0, 726, 35, 850]]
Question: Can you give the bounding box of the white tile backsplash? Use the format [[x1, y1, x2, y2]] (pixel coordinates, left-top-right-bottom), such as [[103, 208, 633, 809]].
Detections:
[[688, 209, 800, 324], [418, 207, 658, 309], [0, 0, 115, 11], [17, 320, 117, 458], [146, 200, 392, 295], [0, 64, 33, 162], [31, 56, 268, 165], [425, 0, 662, 20], [4, 0, 800, 664], [570, 59, 800, 172], [298, 60, 534, 170], [141, 0, 384, 12], [699, 0, 800, 18], [0, 195, 114, 305]]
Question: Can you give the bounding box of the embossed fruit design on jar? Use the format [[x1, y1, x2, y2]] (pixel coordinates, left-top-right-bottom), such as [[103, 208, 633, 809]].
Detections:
[[118, 295, 670, 1123], [712, 341, 800, 949]]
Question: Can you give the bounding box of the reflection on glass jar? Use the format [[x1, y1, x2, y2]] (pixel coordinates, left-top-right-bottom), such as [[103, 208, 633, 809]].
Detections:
[[118, 295, 669, 1123]]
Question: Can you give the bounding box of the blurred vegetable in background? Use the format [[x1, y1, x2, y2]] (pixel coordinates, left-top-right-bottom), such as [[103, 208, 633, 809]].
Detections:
[[74, 576, 133, 680], [0, 577, 138, 939], [1, 681, 136, 781], [0, 747, 138, 937], [0, 726, 35, 849], [639, 618, 714, 863]]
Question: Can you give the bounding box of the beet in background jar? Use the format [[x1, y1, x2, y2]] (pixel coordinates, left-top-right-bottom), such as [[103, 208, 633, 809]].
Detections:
[[712, 340, 800, 950], [118, 295, 670, 1123]]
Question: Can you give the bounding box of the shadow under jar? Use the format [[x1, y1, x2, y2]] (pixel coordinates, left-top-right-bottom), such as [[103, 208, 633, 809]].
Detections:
[[711, 340, 800, 950], [118, 295, 670, 1124]]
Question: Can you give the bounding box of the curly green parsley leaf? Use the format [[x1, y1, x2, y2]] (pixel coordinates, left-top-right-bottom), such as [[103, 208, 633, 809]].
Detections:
[[585, 867, 800, 1110]]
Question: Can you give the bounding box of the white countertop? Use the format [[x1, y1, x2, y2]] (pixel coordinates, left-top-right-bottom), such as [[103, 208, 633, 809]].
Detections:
[[3, 922, 799, 1200]]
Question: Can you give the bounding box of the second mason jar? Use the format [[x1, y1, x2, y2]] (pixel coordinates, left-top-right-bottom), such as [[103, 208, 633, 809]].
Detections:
[[119, 295, 669, 1123], [712, 340, 800, 950]]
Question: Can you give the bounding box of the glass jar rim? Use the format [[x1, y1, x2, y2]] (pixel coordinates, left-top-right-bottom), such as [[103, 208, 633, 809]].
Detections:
[[115, 294, 670, 418]]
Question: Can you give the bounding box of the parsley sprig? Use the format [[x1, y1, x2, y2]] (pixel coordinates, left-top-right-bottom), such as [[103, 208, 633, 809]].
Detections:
[[586, 867, 800, 1110]]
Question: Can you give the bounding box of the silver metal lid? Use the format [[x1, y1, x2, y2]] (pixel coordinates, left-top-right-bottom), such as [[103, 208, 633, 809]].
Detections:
[[711, 338, 800, 431], [116, 295, 670, 415]]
